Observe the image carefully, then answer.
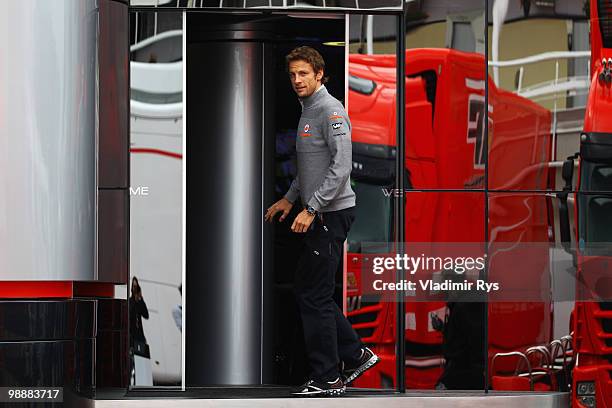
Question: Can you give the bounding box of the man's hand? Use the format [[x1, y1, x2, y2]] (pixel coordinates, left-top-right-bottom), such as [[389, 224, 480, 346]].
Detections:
[[265, 198, 293, 223], [291, 209, 316, 233]]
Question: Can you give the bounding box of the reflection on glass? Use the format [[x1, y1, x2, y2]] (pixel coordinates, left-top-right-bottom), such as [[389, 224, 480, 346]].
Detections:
[[345, 157, 394, 390], [348, 2, 490, 390], [488, 2, 589, 191], [488, 81, 552, 190], [488, 193, 574, 393], [406, 192, 485, 390], [578, 193, 612, 256], [130, 11, 183, 387], [486, 7, 587, 393], [130, 276, 152, 386], [348, 181, 393, 253], [346, 15, 397, 389], [405, 49, 486, 190], [405, 1, 487, 189], [486, 2, 590, 390], [580, 160, 612, 192], [403, 0, 489, 386]]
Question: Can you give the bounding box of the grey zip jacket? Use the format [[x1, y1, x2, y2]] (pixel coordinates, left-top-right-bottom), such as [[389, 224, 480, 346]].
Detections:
[[284, 85, 356, 212]]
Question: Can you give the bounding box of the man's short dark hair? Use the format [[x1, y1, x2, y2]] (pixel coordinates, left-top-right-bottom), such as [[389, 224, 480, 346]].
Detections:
[[286, 46, 329, 84]]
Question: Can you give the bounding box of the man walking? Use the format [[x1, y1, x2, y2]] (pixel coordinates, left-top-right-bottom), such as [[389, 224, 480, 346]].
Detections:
[[265, 46, 378, 397]]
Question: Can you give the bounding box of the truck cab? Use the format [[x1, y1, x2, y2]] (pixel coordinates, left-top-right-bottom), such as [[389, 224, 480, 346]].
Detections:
[[560, 2, 612, 406]]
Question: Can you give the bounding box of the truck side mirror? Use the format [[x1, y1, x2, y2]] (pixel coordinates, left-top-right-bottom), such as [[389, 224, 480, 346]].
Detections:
[[561, 157, 574, 187], [558, 193, 572, 253], [557, 154, 578, 256]]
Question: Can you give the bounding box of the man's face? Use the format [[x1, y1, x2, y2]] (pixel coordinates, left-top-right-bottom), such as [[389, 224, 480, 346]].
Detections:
[[288, 59, 323, 98]]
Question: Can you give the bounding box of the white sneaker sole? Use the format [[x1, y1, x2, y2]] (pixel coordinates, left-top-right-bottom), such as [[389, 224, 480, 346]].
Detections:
[[292, 387, 346, 397], [345, 353, 380, 384]]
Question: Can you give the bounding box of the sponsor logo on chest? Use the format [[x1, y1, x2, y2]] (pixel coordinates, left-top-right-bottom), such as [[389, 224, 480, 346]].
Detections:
[[300, 123, 311, 137]]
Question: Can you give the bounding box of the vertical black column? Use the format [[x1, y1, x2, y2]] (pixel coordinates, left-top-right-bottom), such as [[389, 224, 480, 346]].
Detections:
[[395, 10, 406, 394], [186, 21, 275, 385], [96, 0, 130, 394], [99, 0, 129, 284], [483, 0, 491, 393]]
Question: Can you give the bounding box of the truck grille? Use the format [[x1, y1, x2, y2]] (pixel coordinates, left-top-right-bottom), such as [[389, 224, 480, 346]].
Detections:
[[348, 297, 382, 341], [350, 310, 379, 325], [355, 327, 375, 338]]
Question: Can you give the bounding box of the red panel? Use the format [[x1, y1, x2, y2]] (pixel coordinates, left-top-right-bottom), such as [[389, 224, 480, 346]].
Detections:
[[0, 282, 117, 298], [0, 282, 73, 298]]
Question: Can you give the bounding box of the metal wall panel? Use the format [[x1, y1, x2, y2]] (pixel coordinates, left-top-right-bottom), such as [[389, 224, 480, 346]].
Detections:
[[0, 0, 97, 281]]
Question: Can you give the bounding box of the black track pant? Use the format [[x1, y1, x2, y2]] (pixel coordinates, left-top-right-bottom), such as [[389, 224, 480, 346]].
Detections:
[[294, 207, 363, 382]]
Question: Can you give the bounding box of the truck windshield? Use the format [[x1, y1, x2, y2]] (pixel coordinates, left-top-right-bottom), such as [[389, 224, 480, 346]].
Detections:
[[347, 180, 393, 254], [580, 161, 612, 191], [578, 161, 612, 256]]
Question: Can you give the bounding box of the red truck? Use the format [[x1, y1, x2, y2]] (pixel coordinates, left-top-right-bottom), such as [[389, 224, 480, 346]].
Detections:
[[557, 1, 612, 406], [346, 48, 554, 389]]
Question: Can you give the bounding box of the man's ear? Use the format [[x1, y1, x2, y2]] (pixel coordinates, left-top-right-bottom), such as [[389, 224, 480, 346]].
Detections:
[[316, 70, 323, 82]]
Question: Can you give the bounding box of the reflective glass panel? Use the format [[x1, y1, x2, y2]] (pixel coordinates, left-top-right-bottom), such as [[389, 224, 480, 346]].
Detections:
[[130, 10, 184, 387]]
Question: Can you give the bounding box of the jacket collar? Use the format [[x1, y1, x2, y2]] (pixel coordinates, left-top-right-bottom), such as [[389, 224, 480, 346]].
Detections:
[[299, 85, 327, 110]]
